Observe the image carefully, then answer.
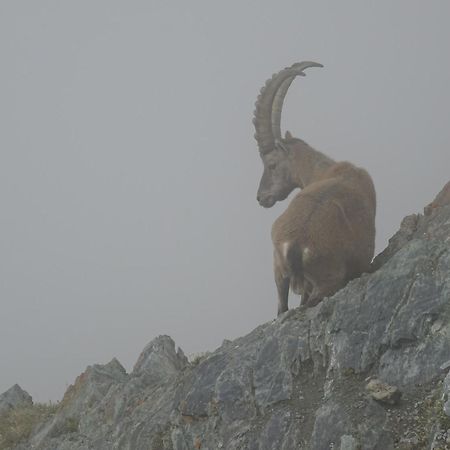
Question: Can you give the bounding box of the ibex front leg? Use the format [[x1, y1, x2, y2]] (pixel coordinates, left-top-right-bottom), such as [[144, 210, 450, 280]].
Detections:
[[274, 248, 290, 316]]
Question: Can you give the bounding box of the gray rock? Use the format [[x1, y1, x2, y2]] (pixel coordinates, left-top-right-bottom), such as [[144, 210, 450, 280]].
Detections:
[[310, 402, 350, 450], [443, 370, 450, 417], [0, 384, 32, 414], [8, 181, 450, 450], [258, 412, 292, 450], [132, 334, 188, 385], [431, 428, 449, 450], [29, 357, 128, 448], [340, 434, 359, 450], [371, 213, 420, 270], [425, 180, 450, 215]]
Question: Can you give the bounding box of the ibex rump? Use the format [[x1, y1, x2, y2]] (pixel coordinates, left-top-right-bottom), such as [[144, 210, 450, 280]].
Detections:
[[253, 62, 376, 316]]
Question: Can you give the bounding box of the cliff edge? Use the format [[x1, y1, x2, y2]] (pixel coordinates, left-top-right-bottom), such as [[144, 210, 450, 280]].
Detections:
[[2, 181, 450, 450]]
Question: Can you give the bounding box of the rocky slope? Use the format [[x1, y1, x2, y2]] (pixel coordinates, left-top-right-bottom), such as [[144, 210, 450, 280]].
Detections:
[[3, 181, 450, 450]]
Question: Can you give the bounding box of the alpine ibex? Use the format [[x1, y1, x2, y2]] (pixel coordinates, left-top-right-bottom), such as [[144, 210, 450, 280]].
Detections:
[[253, 62, 376, 316]]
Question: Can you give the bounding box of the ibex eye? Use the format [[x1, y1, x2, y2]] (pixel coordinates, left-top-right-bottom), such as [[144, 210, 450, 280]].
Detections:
[[268, 163, 276, 170]]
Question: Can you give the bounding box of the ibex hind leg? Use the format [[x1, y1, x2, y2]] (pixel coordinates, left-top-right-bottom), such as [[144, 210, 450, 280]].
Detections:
[[273, 246, 291, 315], [275, 271, 290, 316], [303, 260, 347, 307], [301, 280, 313, 306], [273, 242, 305, 315], [286, 244, 309, 307]]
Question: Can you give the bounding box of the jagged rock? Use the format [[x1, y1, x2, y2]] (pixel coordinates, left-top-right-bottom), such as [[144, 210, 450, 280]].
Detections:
[[10, 180, 450, 450], [132, 334, 188, 385], [374, 179, 450, 271], [425, 180, 450, 215], [29, 357, 127, 448], [0, 384, 32, 414], [371, 213, 420, 270], [61, 357, 127, 410]]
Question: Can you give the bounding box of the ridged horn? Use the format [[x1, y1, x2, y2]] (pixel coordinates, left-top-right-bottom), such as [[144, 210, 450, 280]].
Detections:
[[253, 61, 323, 155]]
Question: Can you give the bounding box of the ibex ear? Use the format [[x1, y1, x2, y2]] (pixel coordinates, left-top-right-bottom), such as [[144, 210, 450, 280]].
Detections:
[[275, 139, 290, 154], [285, 131, 293, 140]]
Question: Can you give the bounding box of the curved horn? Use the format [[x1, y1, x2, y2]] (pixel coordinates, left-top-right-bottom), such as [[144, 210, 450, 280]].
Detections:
[[253, 61, 323, 154]]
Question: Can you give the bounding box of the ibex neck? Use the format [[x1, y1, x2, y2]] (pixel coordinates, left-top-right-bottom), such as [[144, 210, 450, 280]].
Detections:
[[291, 142, 335, 188]]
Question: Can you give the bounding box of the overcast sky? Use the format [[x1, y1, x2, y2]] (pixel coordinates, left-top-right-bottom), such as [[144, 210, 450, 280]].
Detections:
[[1, 1, 449, 402]]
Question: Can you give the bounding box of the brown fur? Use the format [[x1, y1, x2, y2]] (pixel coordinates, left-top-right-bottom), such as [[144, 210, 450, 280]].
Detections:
[[252, 62, 376, 315], [269, 140, 376, 315]]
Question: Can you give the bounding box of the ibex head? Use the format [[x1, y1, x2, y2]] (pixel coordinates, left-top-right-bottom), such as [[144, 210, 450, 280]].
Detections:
[[253, 61, 323, 208]]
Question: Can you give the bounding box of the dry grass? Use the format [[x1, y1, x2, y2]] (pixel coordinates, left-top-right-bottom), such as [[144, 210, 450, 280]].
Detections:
[[0, 403, 57, 450]]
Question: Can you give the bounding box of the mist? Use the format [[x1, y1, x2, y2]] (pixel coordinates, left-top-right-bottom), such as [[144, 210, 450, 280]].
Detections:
[[1, 1, 449, 402]]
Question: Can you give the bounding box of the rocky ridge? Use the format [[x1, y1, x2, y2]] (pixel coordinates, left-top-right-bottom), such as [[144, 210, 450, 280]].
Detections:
[[0, 386, 33, 416], [2, 181, 450, 450]]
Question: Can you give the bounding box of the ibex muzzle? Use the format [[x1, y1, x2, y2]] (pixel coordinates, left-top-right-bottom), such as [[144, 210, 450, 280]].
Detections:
[[256, 142, 296, 208], [253, 62, 376, 316]]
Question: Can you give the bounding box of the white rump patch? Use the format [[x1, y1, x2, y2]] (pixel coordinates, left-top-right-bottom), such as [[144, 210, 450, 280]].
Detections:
[[302, 247, 312, 262], [281, 242, 290, 260]]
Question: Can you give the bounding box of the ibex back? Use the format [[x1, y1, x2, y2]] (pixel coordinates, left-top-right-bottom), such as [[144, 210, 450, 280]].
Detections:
[[253, 62, 376, 316]]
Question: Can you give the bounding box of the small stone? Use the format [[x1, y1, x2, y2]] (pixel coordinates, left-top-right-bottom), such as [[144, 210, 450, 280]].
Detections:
[[366, 378, 402, 405], [432, 320, 444, 333]]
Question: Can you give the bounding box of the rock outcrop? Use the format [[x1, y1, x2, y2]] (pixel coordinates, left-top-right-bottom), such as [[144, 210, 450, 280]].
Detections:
[[5, 181, 450, 450], [0, 385, 32, 415]]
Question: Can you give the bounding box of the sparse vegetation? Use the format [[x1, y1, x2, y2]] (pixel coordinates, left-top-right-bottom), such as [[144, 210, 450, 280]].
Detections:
[[386, 380, 450, 449], [188, 351, 211, 367], [59, 417, 79, 435], [0, 403, 57, 449]]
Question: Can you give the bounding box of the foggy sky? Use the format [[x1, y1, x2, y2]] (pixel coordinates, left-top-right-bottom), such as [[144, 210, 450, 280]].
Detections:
[[1, 1, 449, 402]]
